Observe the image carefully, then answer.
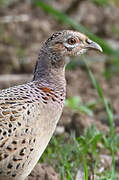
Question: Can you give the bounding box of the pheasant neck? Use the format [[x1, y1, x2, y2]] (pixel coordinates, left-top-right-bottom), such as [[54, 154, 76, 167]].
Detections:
[[33, 49, 66, 90]]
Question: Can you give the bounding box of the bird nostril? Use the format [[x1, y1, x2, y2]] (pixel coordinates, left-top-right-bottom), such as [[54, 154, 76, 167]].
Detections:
[[86, 39, 92, 44]]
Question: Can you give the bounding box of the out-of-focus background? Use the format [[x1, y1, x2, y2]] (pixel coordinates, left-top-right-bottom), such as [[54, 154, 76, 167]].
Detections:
[[0, 0, 119, 179]]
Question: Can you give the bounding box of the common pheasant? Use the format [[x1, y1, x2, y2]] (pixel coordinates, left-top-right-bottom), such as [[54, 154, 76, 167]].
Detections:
[[0, 30, 102, 180]]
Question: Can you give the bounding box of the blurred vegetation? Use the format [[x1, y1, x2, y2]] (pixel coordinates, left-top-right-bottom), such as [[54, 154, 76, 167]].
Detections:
[[34, 0, 119, 78], [92, 0, 109, 6], [34, 1, 119, 56]]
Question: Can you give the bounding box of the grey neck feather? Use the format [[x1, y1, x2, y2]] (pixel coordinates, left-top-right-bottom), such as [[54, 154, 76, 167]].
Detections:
[[32, 48, 66, 89]]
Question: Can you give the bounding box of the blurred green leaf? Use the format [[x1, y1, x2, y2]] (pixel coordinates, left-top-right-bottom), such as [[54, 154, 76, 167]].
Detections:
[[92, 0, 109, 6], [112, 26, 119, 37], [34, 0, 119, 59], [65, 96, 94, 116], [65, 96, 81, 110], [79, 105, 93, 116]]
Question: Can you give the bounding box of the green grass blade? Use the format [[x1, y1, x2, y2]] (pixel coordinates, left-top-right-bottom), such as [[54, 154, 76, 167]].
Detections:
[[83, 57, 116, 180], [83, 160, 88, 180], [111, 149, 116, 180], [83, 57, 114, 138]]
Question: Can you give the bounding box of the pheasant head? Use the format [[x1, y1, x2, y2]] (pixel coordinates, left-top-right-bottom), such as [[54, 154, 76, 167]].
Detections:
[[45, 30, 102, 57], [33, 30, 102, 81]]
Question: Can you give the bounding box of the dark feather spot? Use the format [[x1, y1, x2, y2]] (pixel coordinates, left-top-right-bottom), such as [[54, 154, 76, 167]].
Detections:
[[43, 101, 47, 104], [6, 146, 12, 151], [16, 163, 20, 169], [52, 97, 56, 102], [27, 110, 30, 115], [19, 148, 26, 156], [7, 163, 13, 169], [13, 157, 22, 161], [22, 163, 25, 168], [13, 127, 16, 131], [4, 154, 8, 158], [22, 139, 26, 144], [12, 141, 17, 145], [17, 122, 21, 126], [25, 129, 28, 133], [3, 131, 7, 136], [9, 124, 12, 128], [42, 96, 49, 101], [8, 129, 12, 133], [22, 106, 26, 109]]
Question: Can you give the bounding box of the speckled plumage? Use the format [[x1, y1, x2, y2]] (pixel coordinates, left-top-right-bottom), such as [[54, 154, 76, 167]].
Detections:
[[0, 30, 102, 180], [0, 81, 65, 180]]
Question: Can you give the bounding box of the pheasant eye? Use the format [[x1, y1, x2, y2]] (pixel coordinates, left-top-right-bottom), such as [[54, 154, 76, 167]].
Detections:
[[67, 38, 77, 45]]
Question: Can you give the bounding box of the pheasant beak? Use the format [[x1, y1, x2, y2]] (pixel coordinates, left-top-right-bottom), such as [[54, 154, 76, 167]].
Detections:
[[85, 39, 103, 52]]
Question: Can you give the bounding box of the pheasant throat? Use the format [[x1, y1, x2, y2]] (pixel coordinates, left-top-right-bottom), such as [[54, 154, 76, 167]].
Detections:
[[33, 49, 66, 83]]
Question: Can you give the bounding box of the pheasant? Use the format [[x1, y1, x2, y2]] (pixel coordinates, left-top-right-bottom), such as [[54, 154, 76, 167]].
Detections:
[[0, 30, 102, 180]]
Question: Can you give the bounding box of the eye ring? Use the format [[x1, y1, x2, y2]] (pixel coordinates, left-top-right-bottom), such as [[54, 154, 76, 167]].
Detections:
[[67, 37, 77, 45]]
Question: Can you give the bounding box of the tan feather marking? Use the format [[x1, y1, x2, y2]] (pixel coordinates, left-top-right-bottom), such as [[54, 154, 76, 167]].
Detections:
[[0, 138, 8, 148], [1, 104, 7, 109], [0, 153, 4, 161], [12, 110, 18, 114], [0, 103, 5, 106], [14, 114, 20, 118], [53, 43, 65, 52], [40, 87, 52, 93], [39, 87, 58, 102], [18, 108, 22, 111], [10, 116, 16, 121], [2, 111, 10, 115], [0, 114, 4, 118], [40, 87, 59, 102]]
